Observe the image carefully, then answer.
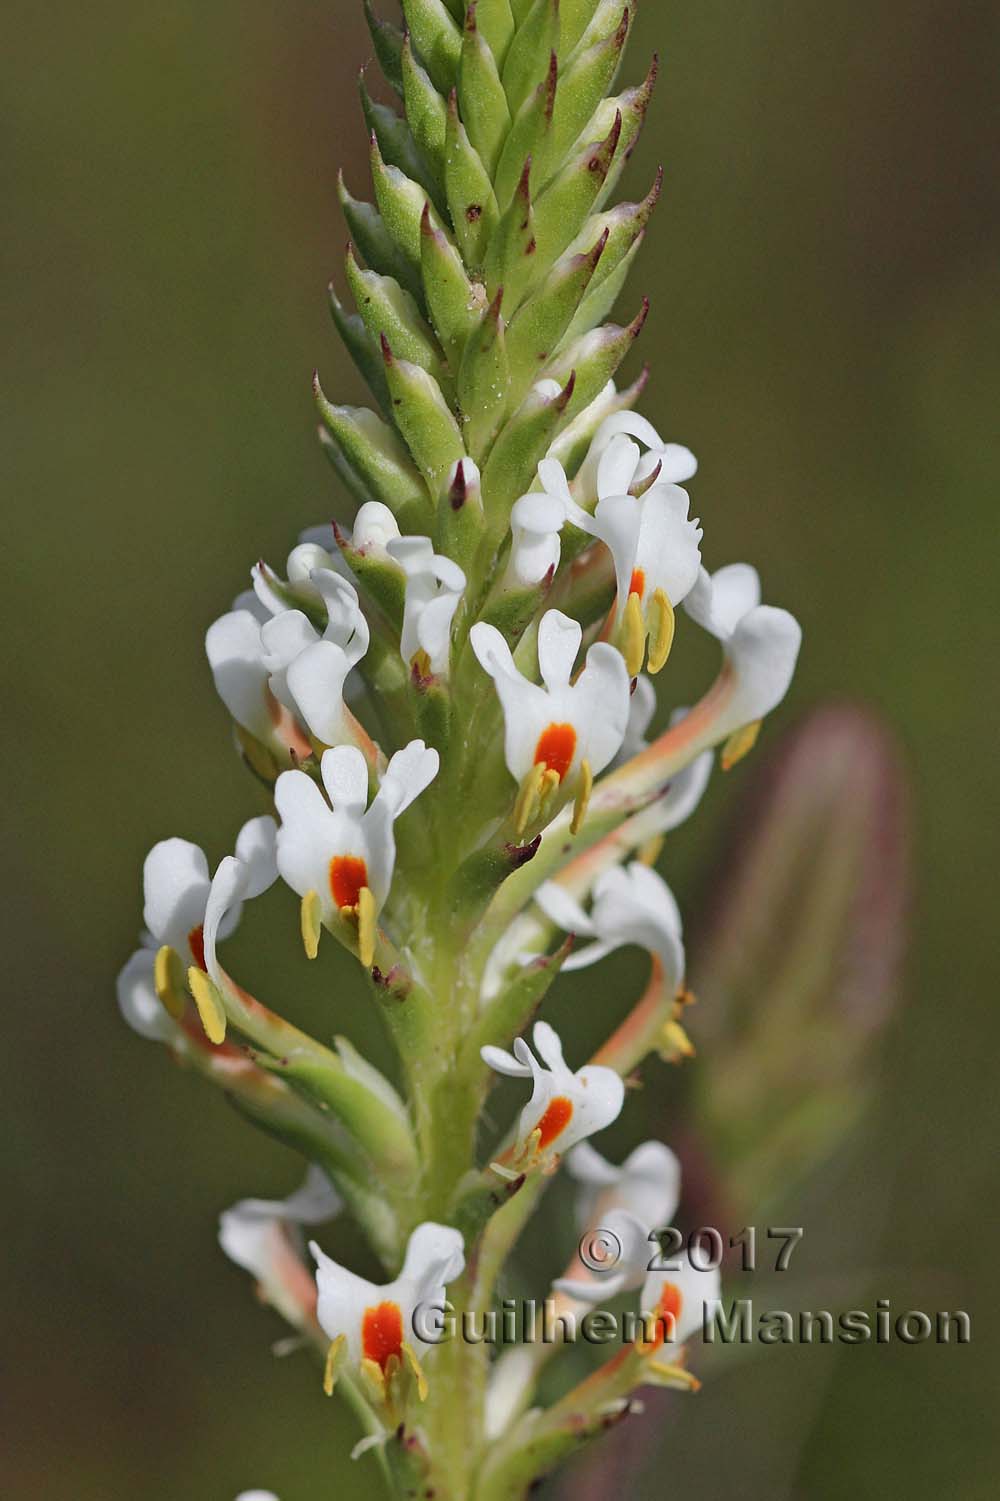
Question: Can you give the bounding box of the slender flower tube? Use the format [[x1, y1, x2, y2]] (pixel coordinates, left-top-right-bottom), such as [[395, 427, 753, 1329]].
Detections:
[[120, 1, 811, 1490], [219, 1164, 341, 1330]]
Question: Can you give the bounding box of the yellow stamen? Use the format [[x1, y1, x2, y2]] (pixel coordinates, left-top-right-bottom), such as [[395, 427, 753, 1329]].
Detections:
[[622, 591, 646, 676], [154, 944, 187, 1020], [538, 767, 561, 814], [489, 1160, 522, 1182], [359, 1356, 388, 1406], [646, 1360, 702, 1392], [187, 967, 227, 1046], [401, 1342, 428, 1402], [647, 588, 675, 674], [300, 889, 322, 960], [514, 762, 546, 836], [570, 758, 593, 835], [411, 648, 432, 679], [722, 719, 762, 770], [638, 834, 665, 867], [357, 885, 376, 969], [322, 1334, 346, 1396], [658, 1019, 695, 1063]]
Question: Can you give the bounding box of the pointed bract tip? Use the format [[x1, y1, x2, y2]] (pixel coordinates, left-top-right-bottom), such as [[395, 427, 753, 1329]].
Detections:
[[557, 370, 577, 410], [630, 298, 651, 335]]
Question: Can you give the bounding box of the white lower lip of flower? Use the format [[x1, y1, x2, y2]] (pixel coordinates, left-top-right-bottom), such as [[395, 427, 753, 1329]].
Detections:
[[470, 611, 631, 789]]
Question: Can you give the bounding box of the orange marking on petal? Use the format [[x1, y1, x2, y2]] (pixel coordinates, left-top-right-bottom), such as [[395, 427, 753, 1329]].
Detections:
[[652, 1280, 684, 1349], [535, 1094, 574, 1151], [188, 925, 206, 971], [533, 723, 577, 783], [362, 1300, 404, 1372], [629, 567, 646, 600], [329, 854, 368, 911]]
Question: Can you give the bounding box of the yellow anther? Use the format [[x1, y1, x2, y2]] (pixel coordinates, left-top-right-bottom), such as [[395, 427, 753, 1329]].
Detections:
[[300, 889, 322, 961], [154, 944, 187, 1021], [638, 834, 665, 867], [647, 1360, 702, 1392], [410, 648, 433, 680], [622, 591, 646, 676], [402, 1343, 429, 1402], [658, 1019, 695, 1063], [647, 588, 676, 674], [538, 767, 561, 813], [721, 719, 762, 771], [323, 1334, 346, 1396], [187, 967, 227, 1046], [359, 1356, 387, 1406], [357, 885, 376, 969], [570, 759, 593, 835], [514, 762, 546, 836]]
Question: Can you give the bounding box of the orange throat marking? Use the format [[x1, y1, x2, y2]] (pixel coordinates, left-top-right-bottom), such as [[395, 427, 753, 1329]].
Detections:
[[653, 1281, 684, 1349], [188, 924, 206, 971], [629, 567, 646, 600], [533, 723, 577, 783], [362, 1299, 404, 1372], [329, 854, 368, 911], [535, 1094, 574, 1151]]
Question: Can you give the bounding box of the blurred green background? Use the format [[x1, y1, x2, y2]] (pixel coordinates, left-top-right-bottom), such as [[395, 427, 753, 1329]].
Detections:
[[4, 1, 997, 1496]]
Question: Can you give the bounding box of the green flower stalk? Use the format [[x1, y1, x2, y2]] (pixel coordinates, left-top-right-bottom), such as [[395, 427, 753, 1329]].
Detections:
[[118, 3, 803, 1497]]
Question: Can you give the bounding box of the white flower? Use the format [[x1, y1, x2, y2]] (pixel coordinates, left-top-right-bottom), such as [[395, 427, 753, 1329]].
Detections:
[[117, 817, 276, 1040], [259, 571, 369, 748], [481, 1020, 625, 1166], [550, 1140, 681, 1306], [219, 1164, 341, 1330], [539, 444, 702, 675], [310, 1221, 465, 1391], [235, 1492, 279, 1501], [503, 490, 569, 590], [386, 536, 465, 677], [684, 564, 803, 744], [535, 862, 685, 991], [620, 702, 715, 840], [572, 410, 698, 512], [206, 609, 310, 760], [640, 1255, 722, 1350], [470, 610, 631, 812], [310, 501, 402, 562], [568, 1139, 682, 1236], [200, 816, 279, 990], [275, 741, 438, 962]]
